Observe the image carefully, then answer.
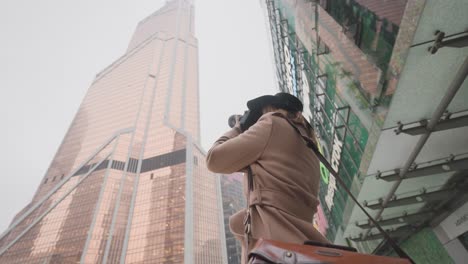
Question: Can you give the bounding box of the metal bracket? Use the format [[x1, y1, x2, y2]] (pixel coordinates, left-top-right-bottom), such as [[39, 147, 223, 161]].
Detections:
[[337, 106, 350, 111], [316, 73, 328, 79], [394, 121, 404, 135], [395, 113, 468, 136], [375, 170, 382, 179], [317, 49, 329, 56], [428, 30, 468, 54]]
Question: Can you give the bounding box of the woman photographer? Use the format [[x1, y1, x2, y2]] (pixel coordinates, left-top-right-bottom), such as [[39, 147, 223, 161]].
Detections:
[[206, 92, 329, 263]]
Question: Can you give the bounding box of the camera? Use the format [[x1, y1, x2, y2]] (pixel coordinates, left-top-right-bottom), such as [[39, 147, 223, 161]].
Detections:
[[228, 110, 262, 132]]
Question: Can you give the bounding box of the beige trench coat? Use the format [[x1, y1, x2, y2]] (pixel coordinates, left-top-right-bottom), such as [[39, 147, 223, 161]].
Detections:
[[206, 111, 329, 262]]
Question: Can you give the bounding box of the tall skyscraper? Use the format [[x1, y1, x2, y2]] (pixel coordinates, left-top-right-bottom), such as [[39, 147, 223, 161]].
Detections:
[[0, 1, 227, 263]]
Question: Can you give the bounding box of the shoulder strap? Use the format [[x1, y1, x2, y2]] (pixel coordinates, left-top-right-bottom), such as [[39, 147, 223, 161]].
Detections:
[[243, 166, 254, 257], [273, 113, 414, 263]]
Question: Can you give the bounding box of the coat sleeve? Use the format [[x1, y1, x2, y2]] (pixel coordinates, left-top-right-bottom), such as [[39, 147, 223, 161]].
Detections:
[[206, 114, 274, 174]]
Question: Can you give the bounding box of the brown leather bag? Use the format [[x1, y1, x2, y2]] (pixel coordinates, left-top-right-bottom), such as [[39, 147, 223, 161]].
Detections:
[[248, 239, 412, 264]]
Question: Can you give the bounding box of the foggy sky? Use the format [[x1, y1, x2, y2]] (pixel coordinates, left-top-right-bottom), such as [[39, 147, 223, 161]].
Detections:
[[0, 0, 276, 232]]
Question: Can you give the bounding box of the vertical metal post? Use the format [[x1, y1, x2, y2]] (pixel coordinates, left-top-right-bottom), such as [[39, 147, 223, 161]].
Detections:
[[102, 22, 164, 264], [119, 39, 168, 264], [80, 136, 120, 263], [216, 173, 229, 264], [184, 138, 194, 264], [164, 0, 183, 125]]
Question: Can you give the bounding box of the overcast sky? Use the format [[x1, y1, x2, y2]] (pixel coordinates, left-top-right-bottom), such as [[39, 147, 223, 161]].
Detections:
[[0, 0, 275, 232]]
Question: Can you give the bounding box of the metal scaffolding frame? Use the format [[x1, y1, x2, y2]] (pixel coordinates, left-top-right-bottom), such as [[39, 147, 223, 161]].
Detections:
[[363, 57, 468, 239], [265, 0, 468, 254], [266, 0, 365, 165], [396, 113, 468, 136], [356, 210, 434, 229], [378, 155, 468, 182], [365, 186, 458, 210], [265, 0, 372, 239], [351, 225, 415, 242]]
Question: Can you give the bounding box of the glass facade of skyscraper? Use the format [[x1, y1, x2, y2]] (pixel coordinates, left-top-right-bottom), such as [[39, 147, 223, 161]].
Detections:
[[262, 0, 468, 263], [0, 1, 226, 263], [262, 0, 407, 243]]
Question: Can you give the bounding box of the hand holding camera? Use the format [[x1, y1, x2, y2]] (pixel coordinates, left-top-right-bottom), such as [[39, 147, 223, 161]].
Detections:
[[228, 93, 304, 132], [228, 110, 262, 132]]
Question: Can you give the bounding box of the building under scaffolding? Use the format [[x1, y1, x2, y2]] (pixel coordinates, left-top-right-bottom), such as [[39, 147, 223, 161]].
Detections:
[[261, 0, 468, 263]]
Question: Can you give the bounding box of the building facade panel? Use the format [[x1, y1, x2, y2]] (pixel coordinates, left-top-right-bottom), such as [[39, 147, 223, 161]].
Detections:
[[220, 173, 245, 264], [192, 145, 225, 264], [263, 0, 468, 262]]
